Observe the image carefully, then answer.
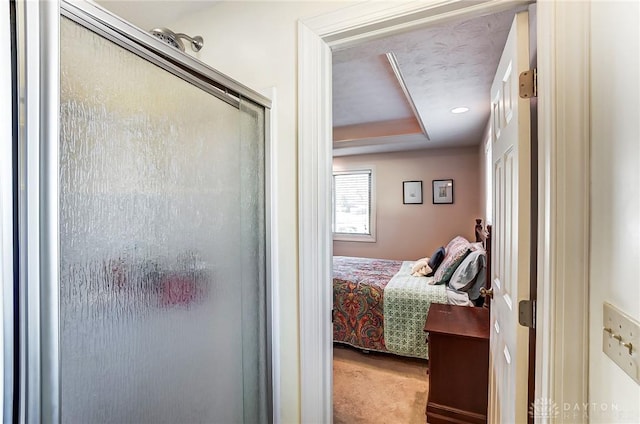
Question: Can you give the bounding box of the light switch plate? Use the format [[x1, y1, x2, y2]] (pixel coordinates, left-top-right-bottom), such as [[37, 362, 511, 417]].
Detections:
[[603, 302, 640, 384]]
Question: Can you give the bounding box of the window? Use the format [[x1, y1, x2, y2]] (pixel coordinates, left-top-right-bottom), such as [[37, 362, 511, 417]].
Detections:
[[332, 168, 376, 242]]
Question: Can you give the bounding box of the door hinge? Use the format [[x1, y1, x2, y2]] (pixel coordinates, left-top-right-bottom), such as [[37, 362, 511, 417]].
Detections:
[[518, 300, 536, 328], [519, 69, 537, 99], [331, 308, 335, 323]]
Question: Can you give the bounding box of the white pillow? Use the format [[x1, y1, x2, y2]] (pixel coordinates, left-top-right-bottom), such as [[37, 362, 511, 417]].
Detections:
[[448, 249, 486, 300]]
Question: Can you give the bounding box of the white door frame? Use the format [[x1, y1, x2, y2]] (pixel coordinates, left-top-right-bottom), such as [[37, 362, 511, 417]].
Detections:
[[298, 1, 590, 423], [534, 2, 590, 420]]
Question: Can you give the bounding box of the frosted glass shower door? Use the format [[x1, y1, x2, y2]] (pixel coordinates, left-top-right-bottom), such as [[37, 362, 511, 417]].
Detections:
[[60, 17, 267, 424]]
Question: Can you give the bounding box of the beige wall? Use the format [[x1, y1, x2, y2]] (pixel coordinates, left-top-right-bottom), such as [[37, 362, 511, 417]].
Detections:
[[333, 147, 481, 260], [589, 1, 640, 421], [168, 3, 355, 423]]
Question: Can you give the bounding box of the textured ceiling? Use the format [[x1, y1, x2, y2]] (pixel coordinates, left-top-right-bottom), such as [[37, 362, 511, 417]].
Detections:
[[332, 7, 527, 156]]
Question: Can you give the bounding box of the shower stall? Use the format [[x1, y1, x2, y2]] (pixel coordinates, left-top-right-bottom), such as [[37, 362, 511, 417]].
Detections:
[[2, 1, 272, 422]]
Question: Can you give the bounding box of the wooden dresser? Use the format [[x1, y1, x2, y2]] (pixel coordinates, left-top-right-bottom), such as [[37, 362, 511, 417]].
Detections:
[[424, 303, 490, 424]]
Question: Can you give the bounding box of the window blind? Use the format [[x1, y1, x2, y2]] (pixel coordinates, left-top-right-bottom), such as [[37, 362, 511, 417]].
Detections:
[[333, 170, 371, 235]]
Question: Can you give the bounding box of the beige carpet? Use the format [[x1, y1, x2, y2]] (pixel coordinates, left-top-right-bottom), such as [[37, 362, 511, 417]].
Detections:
[[333, 345, 429, 424]]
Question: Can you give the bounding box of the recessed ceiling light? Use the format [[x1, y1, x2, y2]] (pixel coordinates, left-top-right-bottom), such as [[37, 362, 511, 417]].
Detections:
[[451, 107, 470, 114]]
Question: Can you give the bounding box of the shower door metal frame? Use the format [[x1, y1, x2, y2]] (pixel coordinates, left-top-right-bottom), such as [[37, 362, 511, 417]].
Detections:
[[14, 0, 60, 422], [15, 1, 273, 422]]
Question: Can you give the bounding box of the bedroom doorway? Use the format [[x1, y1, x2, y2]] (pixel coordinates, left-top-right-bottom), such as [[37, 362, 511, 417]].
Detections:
[[327, 3, 536, 423], [297, 0, 596, 422]]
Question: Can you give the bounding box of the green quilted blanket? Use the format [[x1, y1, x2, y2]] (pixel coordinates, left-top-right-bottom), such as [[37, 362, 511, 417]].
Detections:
[[383, 261, 448, 359]]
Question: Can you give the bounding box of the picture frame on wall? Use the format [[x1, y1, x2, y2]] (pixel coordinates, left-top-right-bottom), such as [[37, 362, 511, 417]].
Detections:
[[403, 180, 423, 204], [432, 179, 454, 204]]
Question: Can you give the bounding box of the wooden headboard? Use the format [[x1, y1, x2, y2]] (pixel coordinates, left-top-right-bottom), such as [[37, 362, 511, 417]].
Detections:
[[474, 218, 492, 307]]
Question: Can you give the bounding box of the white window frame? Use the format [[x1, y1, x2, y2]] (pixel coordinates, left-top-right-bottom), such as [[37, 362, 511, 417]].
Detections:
[[332, 167, 376, 243]]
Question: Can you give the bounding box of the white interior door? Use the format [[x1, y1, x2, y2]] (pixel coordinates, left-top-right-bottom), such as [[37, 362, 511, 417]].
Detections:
[[489, 11, 531, 423]]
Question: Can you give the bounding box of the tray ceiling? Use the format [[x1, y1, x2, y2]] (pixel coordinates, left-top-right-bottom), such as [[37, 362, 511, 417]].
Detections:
[[332, 7, 528, 156]]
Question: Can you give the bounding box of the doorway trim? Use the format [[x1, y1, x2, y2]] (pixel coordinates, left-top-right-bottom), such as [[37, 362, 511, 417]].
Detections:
[[534, 0, 591, 416], [298, 0, 590, 422]]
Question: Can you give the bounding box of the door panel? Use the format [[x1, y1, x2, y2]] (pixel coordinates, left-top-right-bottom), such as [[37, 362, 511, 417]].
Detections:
[[489, 11, 531, 423]]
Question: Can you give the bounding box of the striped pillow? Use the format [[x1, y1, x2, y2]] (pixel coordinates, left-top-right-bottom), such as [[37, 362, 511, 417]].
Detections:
[[433, 236, 472, 285]]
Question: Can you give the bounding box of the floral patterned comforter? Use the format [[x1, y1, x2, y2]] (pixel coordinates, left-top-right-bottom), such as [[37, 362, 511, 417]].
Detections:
[[333, 256, 449, 359], [332, 256, 402, 353]]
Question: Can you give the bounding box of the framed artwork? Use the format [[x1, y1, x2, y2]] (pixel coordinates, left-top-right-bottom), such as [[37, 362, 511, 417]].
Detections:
[[403, 180, 423, 204], [432, 179, 454, 204]]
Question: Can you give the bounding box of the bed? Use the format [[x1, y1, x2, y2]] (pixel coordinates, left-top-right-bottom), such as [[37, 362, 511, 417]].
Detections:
[[332, 219, 492, 359]]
